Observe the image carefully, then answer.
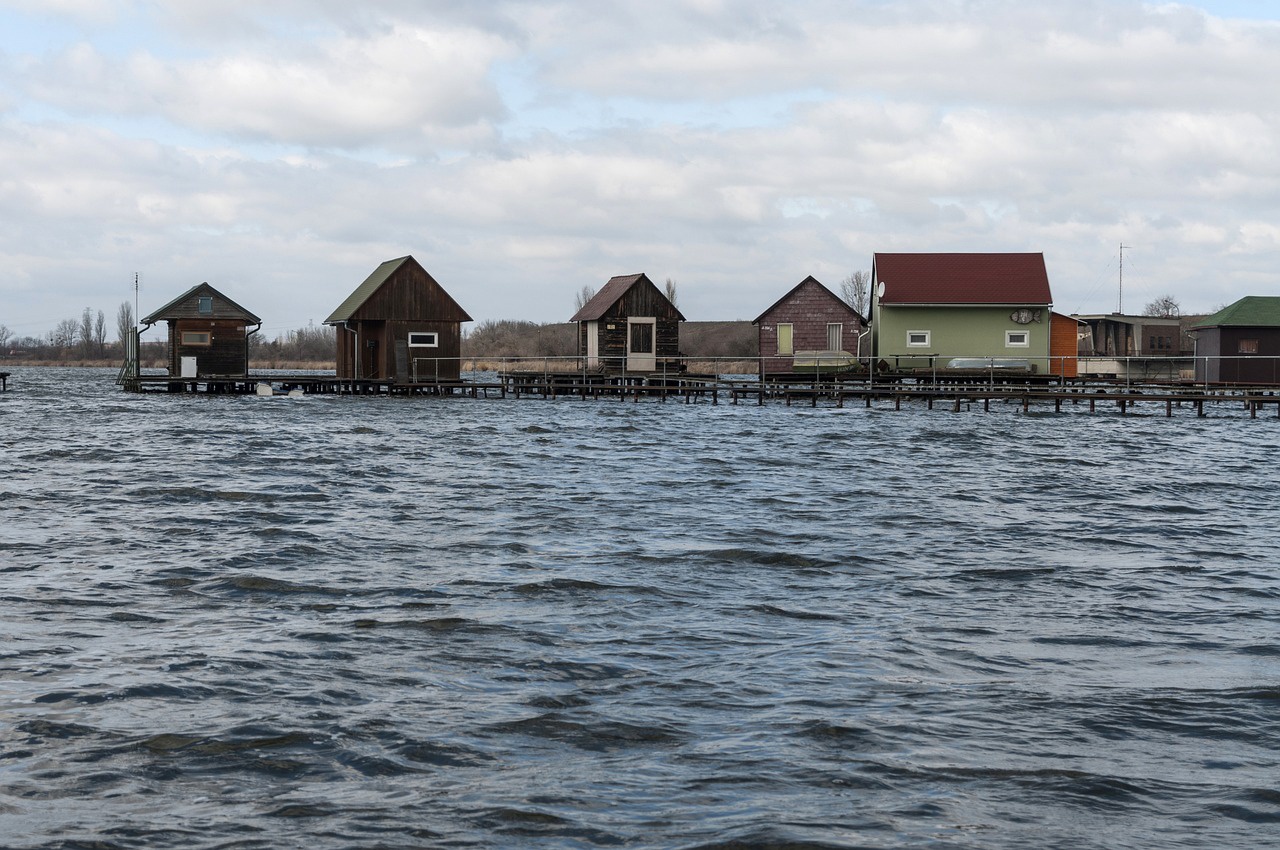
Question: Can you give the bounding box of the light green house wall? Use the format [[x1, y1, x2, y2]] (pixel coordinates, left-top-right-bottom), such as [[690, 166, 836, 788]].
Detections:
[[874, 305, 1052, 369]]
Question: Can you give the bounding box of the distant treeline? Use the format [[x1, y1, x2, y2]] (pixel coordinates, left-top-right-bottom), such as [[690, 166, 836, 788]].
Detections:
[[461, 320, 758, 359], [2, 315, 759, 364]]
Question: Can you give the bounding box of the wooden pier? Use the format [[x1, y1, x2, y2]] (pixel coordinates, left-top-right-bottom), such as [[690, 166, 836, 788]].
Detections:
[[0, 372, 9, 392], [115, 367, 1280, 419]]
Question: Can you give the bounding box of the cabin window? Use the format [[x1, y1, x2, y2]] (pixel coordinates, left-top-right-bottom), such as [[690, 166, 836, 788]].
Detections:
[[907, 330, 930, 347], [197, 296, 213, 314], [777, 323, 793, 355], [1239, 339, 1259, 354], [826, 323, 842, 351], [1005, 330, 1029, 347], [407, 332, 438, 348], [181, 331, 211, 346]]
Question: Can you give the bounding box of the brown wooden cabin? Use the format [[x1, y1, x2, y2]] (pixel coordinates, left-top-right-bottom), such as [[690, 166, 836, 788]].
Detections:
[[139, 282, 260, 378], [325, 255, 472, 383], [753, 276, 866, 376], [570, 273, 685, 372], [1190, 296, 1280, 385]]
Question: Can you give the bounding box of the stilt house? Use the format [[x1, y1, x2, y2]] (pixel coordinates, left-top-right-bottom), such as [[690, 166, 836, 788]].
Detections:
[[570, 273, 685, 372], [1190, 296, 1280, 385], [871, 252, 1055, 372], [139, 282, 260, 378], [753, 276, 867, 375], [325, 256, 472, 383]]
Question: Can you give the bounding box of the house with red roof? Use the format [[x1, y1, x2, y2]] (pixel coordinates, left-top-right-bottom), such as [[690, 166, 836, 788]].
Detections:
[[870, 253, 1073, 375], [570, 273, 684, 372]]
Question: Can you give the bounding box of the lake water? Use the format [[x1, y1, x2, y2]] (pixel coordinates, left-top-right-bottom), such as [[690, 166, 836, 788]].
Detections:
[[1, 367, 1277, 849]]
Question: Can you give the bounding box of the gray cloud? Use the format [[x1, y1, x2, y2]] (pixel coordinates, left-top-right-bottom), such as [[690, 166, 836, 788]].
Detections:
[[1, 0, 1277, 337]]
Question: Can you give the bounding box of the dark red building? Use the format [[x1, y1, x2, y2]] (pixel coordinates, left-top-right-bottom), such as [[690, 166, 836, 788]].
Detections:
[[753, 276, 866, 375]]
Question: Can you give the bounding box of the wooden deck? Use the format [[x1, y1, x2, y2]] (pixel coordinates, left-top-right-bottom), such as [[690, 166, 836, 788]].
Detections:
[[0, 372, 9, 392], [114, 368, 1280, 418]]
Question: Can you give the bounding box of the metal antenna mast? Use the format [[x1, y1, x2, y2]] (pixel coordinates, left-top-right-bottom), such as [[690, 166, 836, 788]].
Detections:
[[1118, 243, 1131, 313]]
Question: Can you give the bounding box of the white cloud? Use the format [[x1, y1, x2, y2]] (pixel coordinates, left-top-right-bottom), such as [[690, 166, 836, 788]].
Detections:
[[1, 0, 1279, 337]]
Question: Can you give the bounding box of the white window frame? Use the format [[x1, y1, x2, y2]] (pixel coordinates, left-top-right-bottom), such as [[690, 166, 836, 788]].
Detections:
[[1005, 330, 1030, 348], [906, 330, 931, 347], [407, 332, 439, 348], [181, 331, 211, 346], [826, 323, 843, 351]]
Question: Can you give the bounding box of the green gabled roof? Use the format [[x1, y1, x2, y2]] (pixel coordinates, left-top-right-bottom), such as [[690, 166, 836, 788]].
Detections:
[[325, 256, 411, 324], [1192, 296, 1280, 329], [324, 255, 472, 324]]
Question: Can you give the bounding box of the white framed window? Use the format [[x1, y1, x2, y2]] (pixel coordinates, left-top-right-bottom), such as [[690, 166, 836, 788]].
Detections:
[[777, 323, 793, 355], [826, 323, 842, 351], [1005, 330, 1030, 347], [906, 330, 930, 347], [407, 332, 438, 348], [181, 331, 211, 346]]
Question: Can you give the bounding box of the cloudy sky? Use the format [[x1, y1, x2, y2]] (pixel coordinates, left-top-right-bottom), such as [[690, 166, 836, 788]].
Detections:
[[1, 0, 1277, 342]]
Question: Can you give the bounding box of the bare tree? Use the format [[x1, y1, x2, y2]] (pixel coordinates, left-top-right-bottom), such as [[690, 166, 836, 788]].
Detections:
[[840, 270, 871, 316], [116, 301, 135, 347], [53, 318, 79, 350], [664, 277, 679, 308], [574, 285, 596, 313], [93, 309, 107, 355], [78, 308, 95, 357], [0, 324, 11, 351], [1142, 295, 1181, 318]]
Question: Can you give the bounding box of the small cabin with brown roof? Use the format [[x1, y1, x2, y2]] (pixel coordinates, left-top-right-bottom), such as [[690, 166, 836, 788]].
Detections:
[[753, 276, 866, 376], [569, 273, 685, 372], [139, 282, 260, 379], [324, 256, 472, 383]]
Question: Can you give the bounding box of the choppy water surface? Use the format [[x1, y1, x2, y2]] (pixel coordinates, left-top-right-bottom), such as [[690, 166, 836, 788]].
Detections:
[[1, 367, 1277, 849]]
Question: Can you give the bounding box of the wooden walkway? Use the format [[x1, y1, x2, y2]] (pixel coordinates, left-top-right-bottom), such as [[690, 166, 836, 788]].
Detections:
[[115, 369, 1280, 418]]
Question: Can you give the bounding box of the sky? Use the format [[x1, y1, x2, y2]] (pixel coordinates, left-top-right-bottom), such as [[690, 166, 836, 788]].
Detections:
[[1, 0, 1278, 342]]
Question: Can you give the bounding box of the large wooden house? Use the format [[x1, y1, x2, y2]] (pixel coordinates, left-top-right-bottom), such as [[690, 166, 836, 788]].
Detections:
[[139, 282, 260, 378], [570, 273, 685, 372], [1190, 296, 1280, 385], [325, 256, 472, 383], [753, 276, 866, 375], [870, 253, 1061, 374]]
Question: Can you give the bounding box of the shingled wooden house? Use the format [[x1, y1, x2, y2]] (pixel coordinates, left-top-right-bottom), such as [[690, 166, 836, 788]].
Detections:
[[139, 282, 260, 378], [325, 256, 472, 383], [570, 273, 685, 372], [753, 276, 867, 375]]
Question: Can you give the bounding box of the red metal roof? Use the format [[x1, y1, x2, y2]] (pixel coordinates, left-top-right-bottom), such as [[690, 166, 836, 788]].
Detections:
[[873, 253, 1052, 305]]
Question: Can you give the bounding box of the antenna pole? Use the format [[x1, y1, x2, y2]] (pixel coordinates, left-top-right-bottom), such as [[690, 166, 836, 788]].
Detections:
[[1118, 243, 1131, 313], [134, 272, 139, 328]]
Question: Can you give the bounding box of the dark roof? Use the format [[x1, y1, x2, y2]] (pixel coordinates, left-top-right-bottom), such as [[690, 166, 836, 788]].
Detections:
[[1191, 296, 1280, 329], [874, 253, 1052, 305], [752, 275, 866, 325], [569, 272, 686, 322], [325, 255, 472, 324], [140, 282, 261, 325]]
